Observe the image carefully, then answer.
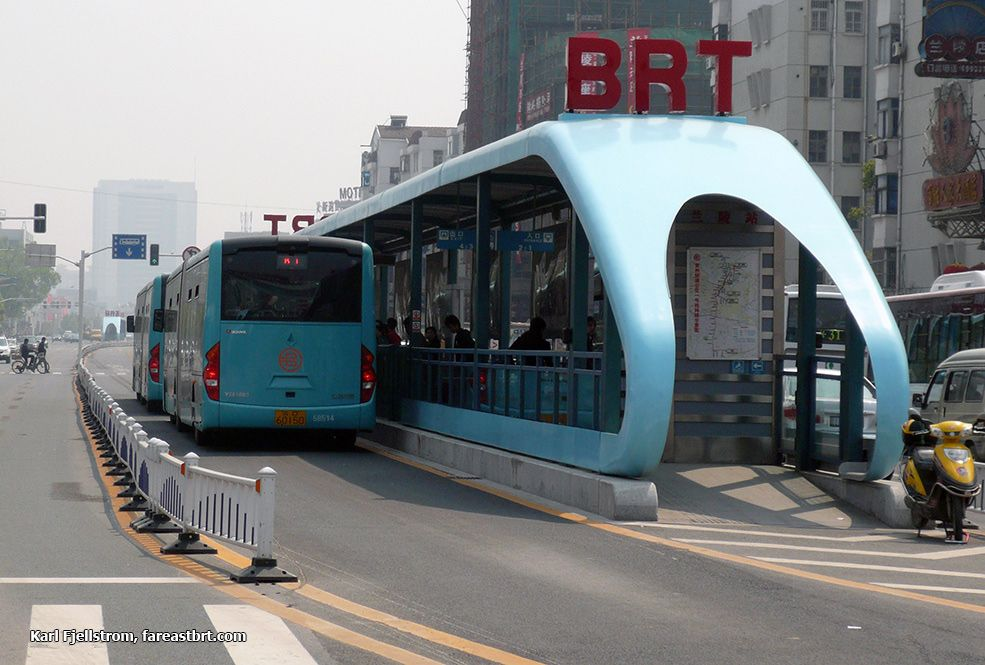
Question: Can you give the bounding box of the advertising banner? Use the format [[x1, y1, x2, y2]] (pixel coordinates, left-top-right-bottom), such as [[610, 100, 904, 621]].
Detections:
[[917, 0, 985, 78]]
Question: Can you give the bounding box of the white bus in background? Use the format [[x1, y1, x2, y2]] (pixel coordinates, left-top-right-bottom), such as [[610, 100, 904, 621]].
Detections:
[[782, 284, 849, 364], [887, 270, 985, 394]]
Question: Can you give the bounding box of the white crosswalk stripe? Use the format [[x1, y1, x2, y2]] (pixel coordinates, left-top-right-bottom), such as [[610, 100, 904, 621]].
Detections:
[[26, 605, 110, 665], [205, 604, 319, 665]]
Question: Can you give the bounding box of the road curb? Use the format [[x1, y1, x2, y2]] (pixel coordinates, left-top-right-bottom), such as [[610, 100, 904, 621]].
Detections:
[[366, 419, 658, 521]]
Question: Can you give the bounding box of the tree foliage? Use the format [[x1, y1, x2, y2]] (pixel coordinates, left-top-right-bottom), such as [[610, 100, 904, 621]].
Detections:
[[0, 241, 61, 323]]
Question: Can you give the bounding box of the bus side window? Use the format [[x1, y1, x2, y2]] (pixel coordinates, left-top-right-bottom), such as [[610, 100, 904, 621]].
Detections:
[[926, 370, 947, 405]]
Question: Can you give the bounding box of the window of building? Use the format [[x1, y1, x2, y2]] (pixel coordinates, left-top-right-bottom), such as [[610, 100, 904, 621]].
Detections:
[[400, 155, 410, 173], [842, 131, 861, 164], [877, 98, 899, 138], [809, 65, 829, 97], [843, 66, 862, 99], [841, 196, 861, 228], [811, 0, 829, 31], [433, 150, 444, 166], [877, 24, 901, 64], [871, 247, 897, 290], [389, 167, 401, 185], [875, 174, 898, 214], [808, 130, 828, 162], [844, 1, 864, 33], [713, 23, 730, 40]]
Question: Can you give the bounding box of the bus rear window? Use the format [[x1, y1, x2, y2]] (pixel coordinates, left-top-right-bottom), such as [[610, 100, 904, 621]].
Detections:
[[221, 249, 361, 322]]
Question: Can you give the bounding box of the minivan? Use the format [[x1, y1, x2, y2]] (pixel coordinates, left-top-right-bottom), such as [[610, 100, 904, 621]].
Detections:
[[913, 348, 985, 458]]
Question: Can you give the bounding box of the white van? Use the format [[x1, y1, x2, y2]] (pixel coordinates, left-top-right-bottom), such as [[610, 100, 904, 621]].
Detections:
[[914, 348, 985, 458]]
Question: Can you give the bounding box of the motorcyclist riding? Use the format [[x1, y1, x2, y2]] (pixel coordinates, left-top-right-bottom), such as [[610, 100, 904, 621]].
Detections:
[[19, 338, 33, 369]]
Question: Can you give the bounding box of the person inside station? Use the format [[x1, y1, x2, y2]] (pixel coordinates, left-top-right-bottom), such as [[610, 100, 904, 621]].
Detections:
[[423, 325, 442, 349], [443, 315, 475, 348], [510, 316, 552, 366], [384, 317, 402, 345], [586, 316, 597, 351]]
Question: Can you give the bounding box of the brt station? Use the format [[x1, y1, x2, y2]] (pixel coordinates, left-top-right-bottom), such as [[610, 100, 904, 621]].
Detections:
[[300, 114, 909, 509]]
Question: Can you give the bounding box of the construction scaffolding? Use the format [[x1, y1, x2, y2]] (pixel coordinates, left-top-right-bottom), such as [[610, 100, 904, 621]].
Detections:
[[466, 0, 712, 151]]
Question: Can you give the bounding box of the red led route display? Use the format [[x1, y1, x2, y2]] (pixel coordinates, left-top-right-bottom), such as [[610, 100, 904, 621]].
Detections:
[[565, 37, 753, 115]]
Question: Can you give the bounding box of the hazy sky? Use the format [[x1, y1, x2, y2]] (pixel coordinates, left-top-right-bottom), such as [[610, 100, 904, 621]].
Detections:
[[0, 1, 468, 267]]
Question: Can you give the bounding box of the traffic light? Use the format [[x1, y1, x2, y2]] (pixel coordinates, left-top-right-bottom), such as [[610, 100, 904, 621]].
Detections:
[[33, 203, 46, 234], [149, 243, 159, 266]]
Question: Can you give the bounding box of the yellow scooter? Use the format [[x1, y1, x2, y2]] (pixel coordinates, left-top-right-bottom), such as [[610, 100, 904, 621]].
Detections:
[[900, 410, 980, 544]]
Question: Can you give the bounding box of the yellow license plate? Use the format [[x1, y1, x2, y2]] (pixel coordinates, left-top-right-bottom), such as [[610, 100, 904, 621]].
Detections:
[[275, 410, 306, 427]]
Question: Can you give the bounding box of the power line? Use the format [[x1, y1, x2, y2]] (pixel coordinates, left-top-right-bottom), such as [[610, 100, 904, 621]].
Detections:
[[0, 178, 312, 212], [453, 0, 468, 20]]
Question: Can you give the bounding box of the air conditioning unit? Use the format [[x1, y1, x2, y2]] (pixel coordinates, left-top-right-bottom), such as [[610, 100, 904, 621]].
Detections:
[[873, 140, 888, 159], [891, 41, 904, 59]]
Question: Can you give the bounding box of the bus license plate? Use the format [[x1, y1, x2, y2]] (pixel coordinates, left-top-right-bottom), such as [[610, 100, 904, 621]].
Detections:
[[275, 410, 306, 427]]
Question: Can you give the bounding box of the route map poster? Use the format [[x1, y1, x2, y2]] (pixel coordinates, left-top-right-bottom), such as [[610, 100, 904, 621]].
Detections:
[[686, 247, 762, 360]]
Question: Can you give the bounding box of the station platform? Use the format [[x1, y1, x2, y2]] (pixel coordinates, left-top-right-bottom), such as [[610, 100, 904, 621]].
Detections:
[[364, 421, 903, 527]]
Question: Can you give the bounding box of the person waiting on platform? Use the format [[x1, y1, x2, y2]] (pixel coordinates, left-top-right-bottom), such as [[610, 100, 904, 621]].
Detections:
[[423, 326, 442, 349], [586, 316, 597, 351], [384, 318, 402, 345], [510, 316, 552, 366], [443, 315, 475, 348]]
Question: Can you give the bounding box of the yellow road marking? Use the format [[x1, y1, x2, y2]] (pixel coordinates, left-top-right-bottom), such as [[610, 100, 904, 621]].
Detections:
[[296, 584, 543, 665], [74, 379, 540, 665], [360, 441, 985, 616]]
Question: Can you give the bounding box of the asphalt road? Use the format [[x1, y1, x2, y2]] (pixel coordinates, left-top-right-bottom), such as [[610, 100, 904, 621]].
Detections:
[[67, 344, 985, 664]]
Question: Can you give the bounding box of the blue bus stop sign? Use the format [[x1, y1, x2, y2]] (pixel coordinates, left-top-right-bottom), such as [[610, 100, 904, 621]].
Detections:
[[112, 234, 147, 260]]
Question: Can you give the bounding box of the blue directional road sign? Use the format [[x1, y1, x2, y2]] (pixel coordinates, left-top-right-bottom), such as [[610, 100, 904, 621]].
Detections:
[[112, 234, 147, 260]]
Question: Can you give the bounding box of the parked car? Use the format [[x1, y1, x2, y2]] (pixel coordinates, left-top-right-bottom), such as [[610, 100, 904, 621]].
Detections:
[[913, 348, 985, 459], [0, 337, 10, 363], [781, 367, 877, 463]]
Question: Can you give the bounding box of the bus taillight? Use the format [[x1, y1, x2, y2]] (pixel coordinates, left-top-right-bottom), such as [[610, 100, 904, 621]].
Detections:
[[149, 344, 160, 383], [203, 343, 220, 401], [360, 345, 376, 403]]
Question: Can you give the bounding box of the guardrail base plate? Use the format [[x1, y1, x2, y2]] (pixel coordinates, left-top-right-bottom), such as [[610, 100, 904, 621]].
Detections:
[[161, 532, 217, 555], [231, 558, 298, 584]]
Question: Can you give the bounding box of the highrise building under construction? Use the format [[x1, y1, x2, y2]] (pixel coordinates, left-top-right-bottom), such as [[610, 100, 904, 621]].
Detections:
[[465, 1, 713, 151]]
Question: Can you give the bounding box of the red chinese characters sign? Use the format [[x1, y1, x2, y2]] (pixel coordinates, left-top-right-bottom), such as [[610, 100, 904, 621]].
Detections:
[[922, 171, 983, 211]]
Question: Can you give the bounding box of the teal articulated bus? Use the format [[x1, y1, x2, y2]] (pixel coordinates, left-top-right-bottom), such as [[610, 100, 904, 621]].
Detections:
[[131, 274, 167, 410], [160, 236, 376, 445]]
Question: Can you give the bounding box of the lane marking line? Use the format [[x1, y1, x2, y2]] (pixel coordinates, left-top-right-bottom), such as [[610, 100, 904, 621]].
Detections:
[[873, 583, 985, 595], [359, 441, 985, 616], [674, 538, 985, 561], [753, 557, 985, 580], [74, 376, 535, 665], [639, 523, 898, 542], [205, 604, 318, 665], [0, 577, 200, 584], [26, 605, 109, 665], [296, 584, 545, 665]]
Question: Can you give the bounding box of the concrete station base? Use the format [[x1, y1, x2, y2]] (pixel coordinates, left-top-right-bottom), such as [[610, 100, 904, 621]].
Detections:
[[365, 420, 659, 521], [804, 471, 911, 528]]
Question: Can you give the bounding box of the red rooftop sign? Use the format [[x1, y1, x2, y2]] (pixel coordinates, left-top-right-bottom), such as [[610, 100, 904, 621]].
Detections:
[[565, 37, 752, 115]]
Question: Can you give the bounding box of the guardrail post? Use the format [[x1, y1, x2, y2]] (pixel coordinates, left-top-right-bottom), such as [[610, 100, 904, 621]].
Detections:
[[231, 467, 298, 583], [160, 453, 217, 555], [131, 438, 182, 533]]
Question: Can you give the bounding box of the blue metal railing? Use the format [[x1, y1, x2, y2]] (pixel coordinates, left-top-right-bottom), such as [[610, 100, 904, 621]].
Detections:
[[376, 345, 609, 431]]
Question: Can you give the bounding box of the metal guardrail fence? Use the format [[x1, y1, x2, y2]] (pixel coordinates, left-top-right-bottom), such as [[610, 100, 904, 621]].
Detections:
[[76, 347, 295, 583], [377, 345, 611, 431], [973, 463, 985, 514]]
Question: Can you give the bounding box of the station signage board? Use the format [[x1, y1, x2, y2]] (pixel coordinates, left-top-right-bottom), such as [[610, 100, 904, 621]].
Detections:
[[565, 36, 752, 115], [498, 231, 556, 253], [436, 229, 476, 250]]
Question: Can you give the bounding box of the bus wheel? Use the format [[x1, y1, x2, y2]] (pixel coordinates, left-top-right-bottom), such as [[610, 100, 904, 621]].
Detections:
[[335, 430, 357, 446], [194, 427, 219, 447]]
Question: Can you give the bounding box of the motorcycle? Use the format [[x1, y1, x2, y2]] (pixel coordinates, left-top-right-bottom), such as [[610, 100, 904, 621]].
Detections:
[[899, 409, 980, 544]]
